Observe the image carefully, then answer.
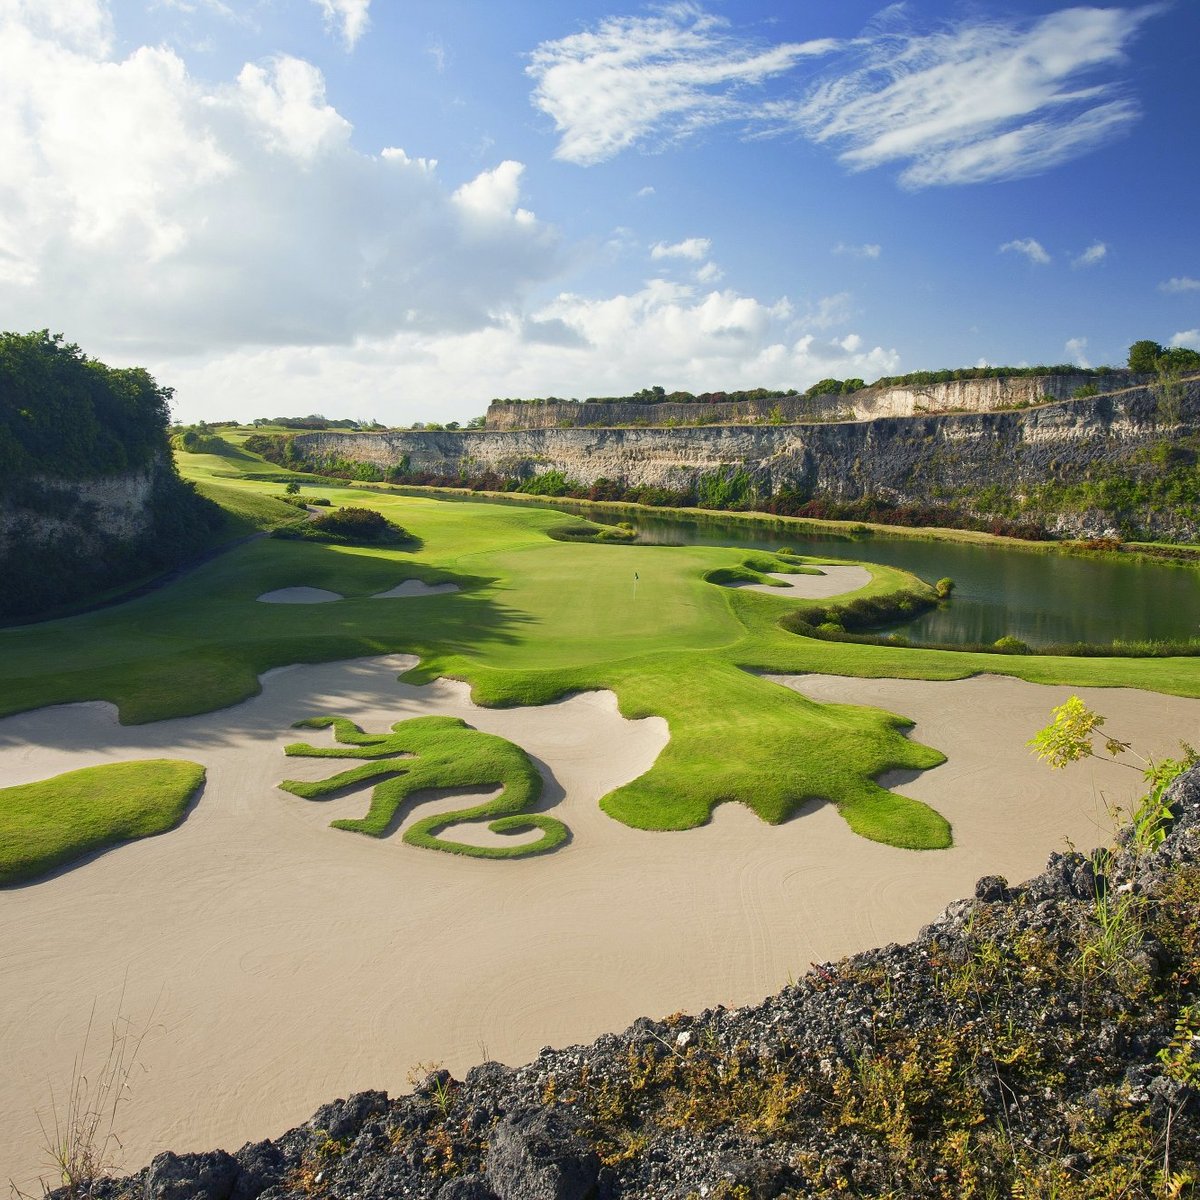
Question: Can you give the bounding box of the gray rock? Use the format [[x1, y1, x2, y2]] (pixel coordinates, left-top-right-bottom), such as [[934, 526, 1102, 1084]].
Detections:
[[438, 1175, 499, 1200], [485, 1107, 600, 1200], [144, 1150, 239, 1200], [307, 1089, 389, 1142]]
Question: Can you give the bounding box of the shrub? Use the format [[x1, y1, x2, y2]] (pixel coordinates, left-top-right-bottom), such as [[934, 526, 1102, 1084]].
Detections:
[[305, 507, 412, 544], [993, 635, 1032, 654]]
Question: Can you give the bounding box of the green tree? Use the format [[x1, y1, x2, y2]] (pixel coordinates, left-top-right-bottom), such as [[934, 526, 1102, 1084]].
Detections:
[[1128, 339, 1165, 373]]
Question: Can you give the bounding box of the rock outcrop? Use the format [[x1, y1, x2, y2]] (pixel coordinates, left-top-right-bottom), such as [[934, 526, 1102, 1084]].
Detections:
[[84, 767, 1200, 1198], [484, 373, 1138, 430], [291, 381, 1200, 539]]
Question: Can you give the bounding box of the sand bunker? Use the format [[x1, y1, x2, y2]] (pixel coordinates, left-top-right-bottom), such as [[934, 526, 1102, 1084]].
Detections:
[[372, 580, 461, 599], [3, 660, 1199, 1188], [256, 587, 344, 604], [724, 564, 872, 599]]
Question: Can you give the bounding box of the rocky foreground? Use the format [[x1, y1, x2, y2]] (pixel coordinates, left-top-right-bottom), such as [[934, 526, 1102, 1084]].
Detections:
[[86, 773, 1200, 1199]]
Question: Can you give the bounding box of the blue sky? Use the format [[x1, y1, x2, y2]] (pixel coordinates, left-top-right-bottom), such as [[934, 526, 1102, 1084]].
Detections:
[[1, 1, 1197, 425]]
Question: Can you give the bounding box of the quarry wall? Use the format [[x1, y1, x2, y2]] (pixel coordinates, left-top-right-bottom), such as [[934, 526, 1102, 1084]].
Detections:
[[483, 373, 1139, 430]]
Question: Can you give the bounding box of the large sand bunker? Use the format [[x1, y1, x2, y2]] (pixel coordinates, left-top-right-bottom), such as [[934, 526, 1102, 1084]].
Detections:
[[723, 564, 873, 598], [3, 660, 1200, 1188]]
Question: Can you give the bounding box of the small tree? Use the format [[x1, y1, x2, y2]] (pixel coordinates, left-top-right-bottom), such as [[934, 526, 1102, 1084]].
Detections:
[[284, 481, 301, 495], [1127, 339, 1164, 373]]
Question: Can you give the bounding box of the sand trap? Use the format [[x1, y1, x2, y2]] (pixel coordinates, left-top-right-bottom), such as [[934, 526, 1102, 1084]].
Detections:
[[3, 660, 1199, 1189], [724, 564, 872, 599], [256, 587, 344, 604], [371, 580, 461, 599]]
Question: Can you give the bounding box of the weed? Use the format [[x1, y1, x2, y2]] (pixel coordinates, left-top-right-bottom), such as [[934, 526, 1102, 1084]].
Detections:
[[31, 990, 158, 1199]]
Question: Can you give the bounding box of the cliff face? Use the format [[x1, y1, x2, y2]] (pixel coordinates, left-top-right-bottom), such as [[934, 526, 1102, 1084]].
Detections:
[[0, 464, 160, 556], [484, 373, 1137, 430], [0, 453, 222, 621], [296, 383, 1196, 538]]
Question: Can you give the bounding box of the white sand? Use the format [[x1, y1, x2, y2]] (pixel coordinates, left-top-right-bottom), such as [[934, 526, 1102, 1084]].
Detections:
[[3, 659, 1200, 1188], [372, 581, 461, 599], [256, 587, 344, 604], [724, 564, 873, 598]]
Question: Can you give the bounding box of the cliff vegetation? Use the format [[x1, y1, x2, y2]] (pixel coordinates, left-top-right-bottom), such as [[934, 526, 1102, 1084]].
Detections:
[[0, 331, 224, 622]]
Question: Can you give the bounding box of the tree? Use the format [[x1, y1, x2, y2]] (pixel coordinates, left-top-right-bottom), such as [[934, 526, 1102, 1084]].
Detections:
[[285, 481, 301, 495], [1128, 339, 1165, 373]]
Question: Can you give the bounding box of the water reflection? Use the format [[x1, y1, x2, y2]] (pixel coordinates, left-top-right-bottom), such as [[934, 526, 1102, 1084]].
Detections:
[[466, 497, 1200, 648]]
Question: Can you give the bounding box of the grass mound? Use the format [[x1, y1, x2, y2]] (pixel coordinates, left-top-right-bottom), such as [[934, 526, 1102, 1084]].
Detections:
[[0, 759, 205, 885], [280, 715, 568, 859]]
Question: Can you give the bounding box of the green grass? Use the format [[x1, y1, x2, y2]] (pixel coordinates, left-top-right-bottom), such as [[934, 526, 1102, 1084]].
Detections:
[[281, 715, 566, 858], [0, 760, 205, 885], [3, 442, 1199, 854]]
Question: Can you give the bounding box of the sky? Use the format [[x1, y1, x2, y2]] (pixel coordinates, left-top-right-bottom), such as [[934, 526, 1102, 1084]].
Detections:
[[1, 0, 1198, 426]]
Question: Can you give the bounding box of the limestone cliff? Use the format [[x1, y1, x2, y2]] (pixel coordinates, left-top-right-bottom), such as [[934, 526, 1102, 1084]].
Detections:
[[293, 381, 1198, 539], [484, 372, 1137, 430]]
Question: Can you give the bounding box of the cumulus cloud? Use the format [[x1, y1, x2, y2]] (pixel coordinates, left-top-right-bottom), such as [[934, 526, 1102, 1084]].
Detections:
[[1171, 330, 1200, 350], [832, 242, 881, 259], [166, 279, 900, 425], [527, 5, 837, 165], [1072, 241, 1108, 268], [1161, 277, 1200, 294], [312, 0, 370, 50], [999, 238, 1051, 265], [0, 3, 560, 352], [694, 261, 723, 283], [650, 236, 711, 261], [1065, 336, 1090, 368]]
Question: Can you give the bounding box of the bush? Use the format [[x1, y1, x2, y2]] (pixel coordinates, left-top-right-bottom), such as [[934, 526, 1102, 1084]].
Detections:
[[993, 635, 1033, 654], [306, 507, 412, 544], [935, 577, 955, 598]]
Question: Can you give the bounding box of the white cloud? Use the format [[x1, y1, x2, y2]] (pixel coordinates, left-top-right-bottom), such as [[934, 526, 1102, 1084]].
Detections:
[[1065, 336, 1090, 368], [636, 185, 656, 198], [999, 237, 1051, 265], [1161, 277, 1200, 294], [650, 236, 711, 261], [694, 261, 723, 283], [792, 6, 1156, 187], [453, 160, 536, 225], [234, 57, 351, 161], [167, 280, 901, 425], [832, 242, 881, 259], [527, 5, 1156, 187], [527, 5, 837, 165], [1171, 330, 1200, 351], [1072, 241, 1107, 268], [0, 6, 560, 350], [312, 0, 370, 50]]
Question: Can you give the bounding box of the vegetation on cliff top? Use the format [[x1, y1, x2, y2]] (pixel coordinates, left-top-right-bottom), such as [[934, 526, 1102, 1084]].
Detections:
[[0, 333, 229, 623]]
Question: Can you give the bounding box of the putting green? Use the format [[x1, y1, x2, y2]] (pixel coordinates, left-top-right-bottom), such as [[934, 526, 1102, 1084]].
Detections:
[[2, 447, 1198, 854]]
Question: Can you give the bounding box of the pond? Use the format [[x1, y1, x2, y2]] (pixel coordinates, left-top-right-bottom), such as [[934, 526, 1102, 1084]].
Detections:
[[440, 494, 1200, 648]]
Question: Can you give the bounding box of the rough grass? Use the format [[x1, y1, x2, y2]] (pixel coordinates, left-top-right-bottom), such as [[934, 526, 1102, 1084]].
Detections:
[[0, 759, 205, 885], [3, 444, 1199, 853], [280, 715, 566, 858]]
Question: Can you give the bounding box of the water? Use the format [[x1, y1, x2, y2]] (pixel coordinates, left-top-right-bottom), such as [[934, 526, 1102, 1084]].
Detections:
[[446, 494, 1200, 648]]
